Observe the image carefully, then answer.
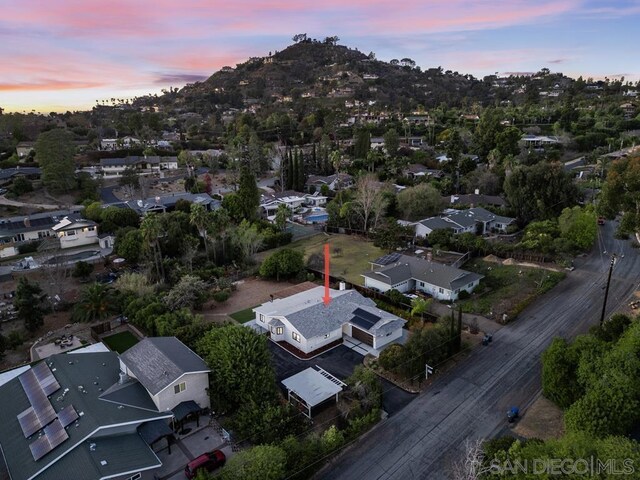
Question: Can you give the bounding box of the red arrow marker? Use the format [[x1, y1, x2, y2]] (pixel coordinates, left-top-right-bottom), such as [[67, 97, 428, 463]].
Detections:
[[323, 243, 331, 306]]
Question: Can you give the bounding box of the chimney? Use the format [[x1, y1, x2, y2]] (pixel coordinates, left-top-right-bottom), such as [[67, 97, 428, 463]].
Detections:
[[339, 282, 346, 291], [118, 371, 128, 385], [23, 217, 31, 228], [427, 252, 433, 262]]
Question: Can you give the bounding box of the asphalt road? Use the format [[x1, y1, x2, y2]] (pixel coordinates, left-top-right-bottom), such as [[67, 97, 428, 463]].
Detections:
[[318, 220, 640, 480]]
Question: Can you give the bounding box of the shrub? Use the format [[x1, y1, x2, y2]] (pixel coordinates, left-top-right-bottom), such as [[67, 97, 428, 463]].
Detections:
[[72, 261, 94, 279], [379, 344, 405, 372], [17, 241, 39, 254], [457, 290, 471, 300], [213, 290, 230, 303], [259, 249, 304, 281]]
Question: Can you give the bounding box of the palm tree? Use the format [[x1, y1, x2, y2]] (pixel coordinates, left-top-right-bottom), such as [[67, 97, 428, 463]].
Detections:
[[73, 283, 117, 322], [140, 214, 165, 282], [190, 203, 211, 259]]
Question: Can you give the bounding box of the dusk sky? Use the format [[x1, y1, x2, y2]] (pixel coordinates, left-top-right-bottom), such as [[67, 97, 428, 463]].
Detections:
[[1, 0, 639, 113]]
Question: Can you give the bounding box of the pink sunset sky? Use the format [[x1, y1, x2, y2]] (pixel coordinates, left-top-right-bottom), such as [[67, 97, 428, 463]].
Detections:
[[1, 0, 639, 112]]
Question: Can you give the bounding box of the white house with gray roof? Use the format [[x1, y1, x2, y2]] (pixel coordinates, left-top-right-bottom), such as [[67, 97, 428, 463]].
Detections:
[[119, 337, 210, 412], [362, 254, 483, 301], [252, 286, 406, 355]]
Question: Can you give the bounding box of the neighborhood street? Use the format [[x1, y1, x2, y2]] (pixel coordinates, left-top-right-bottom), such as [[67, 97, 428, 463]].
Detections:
[[319, 220, 640, 480]]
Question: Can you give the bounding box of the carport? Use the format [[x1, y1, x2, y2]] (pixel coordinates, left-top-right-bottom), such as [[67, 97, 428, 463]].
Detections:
[[281, 367, 346, 418], [172, 400, 202, 432]]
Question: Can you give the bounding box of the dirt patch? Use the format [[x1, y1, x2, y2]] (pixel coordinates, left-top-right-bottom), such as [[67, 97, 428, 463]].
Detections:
[[513, 395, 564, 440], [202, 277, 307, 316]]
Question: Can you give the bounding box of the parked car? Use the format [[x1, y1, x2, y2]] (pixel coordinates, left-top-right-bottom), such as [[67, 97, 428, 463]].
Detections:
[[185, 450, 226, 479]]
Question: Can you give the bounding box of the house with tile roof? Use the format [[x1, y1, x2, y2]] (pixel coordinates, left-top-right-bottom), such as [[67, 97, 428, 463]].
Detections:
[[362, 254, 483, 301], [251, 286, 405, 355]]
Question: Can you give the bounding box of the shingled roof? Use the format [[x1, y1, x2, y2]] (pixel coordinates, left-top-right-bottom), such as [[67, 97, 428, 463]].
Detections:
[[120, 337, 210, 396]]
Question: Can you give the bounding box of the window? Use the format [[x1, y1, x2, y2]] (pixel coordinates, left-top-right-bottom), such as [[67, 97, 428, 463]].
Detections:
[[127, 474, 141, 480], [66, 230, 76, 236], [419, 281, 425, 287], [468, 282, 474, 288], [292, 331, 301, 343], [438, 288, 444, 294], [259, 314, 265, 323], [276, 327, 283, 335], [174, 382, 186, 394]]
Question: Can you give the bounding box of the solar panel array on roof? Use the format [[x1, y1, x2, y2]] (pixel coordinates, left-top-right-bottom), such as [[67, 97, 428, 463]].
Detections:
[[17, 365, 60, 437], [372, 252, 402, 266], [29, 420, 69, 461], [350, 307, 381, 331], [57, 405, 78, 428]]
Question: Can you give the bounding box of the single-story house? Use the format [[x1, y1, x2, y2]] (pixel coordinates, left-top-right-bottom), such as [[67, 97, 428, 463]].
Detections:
[[0, 167, 42, 186], [99, 156, 178, 178], [363, 254, 483, 301], [306, 173, 353, 192], [0, 209, 83, 258], [107, 192, 220, 216], [446, 193, 506, 208], [100, 136, 141, 151], [413, 207, 515, 237], [51, 217, 98, 249], [520, 135, 561, 147], [403, 164, 445, 179], [251, 286, 406, 355]]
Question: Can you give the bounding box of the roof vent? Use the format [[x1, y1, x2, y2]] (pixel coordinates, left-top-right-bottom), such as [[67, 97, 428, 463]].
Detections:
[[89, 443, 96, 451], [100, 460, 107, 466]]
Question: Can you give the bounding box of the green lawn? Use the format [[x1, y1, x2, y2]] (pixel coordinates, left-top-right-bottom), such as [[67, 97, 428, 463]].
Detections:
[[102, 331, 140, 354], [257, 233, 386, 285], [230, 306, 259, 323]]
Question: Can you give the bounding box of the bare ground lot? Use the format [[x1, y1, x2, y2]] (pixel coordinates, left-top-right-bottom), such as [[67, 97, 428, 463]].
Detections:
[[201, 277, 305, 323], [512, 394, 565, 440]]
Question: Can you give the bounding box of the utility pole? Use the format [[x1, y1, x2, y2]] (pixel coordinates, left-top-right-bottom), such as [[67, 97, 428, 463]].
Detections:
[[599, 254, 616, 326]]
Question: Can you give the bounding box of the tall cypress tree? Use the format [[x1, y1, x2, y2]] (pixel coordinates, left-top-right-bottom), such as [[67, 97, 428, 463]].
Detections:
[[286, 148, 294, 190], [296, 149, 305, 191]]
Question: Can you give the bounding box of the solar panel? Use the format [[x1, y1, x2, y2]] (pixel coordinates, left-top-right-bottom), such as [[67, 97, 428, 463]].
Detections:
[[351, 308, 381, 330], [18, 407, 41, 438], [373, 252, 402, 266], [44, 420, 68, 448], [29, 435, 50, 461], [57, 405, 78, 428], [32, 362, 61, 396]]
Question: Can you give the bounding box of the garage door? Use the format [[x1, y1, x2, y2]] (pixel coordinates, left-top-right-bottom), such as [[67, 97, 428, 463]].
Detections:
[[351, 326, 374, 346]]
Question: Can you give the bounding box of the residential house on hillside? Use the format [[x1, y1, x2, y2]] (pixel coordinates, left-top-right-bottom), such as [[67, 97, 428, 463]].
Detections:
[[0, 209, 83, 258], [100, 136, 141, 151], [413, 207, 515, 237], [446, 193, 506, 208], [306, 173, 353, 192], [362, 253, 483, 301], [99, 156, 178, 178], [0, 167, 42, 186], [520, 135, 560, 148], [0, 352, 173, 480], [51, 216, 98, 250], [16, 142, 36, 158], [119, 337, 211, 412], [251, 286, 406, 356], [403, 164, 445, 179], [106, 192, 220, 216]]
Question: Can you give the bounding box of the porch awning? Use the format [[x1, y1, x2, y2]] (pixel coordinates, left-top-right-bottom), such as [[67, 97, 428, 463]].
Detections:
[[172, 400, 202, 422]]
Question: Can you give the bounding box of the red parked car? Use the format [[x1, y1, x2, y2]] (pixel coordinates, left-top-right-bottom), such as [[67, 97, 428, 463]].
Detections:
[[185, 450, 226, 479]]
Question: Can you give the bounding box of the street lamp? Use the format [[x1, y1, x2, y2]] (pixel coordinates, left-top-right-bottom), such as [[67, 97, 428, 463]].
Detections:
[[599, 254, 617, 326]]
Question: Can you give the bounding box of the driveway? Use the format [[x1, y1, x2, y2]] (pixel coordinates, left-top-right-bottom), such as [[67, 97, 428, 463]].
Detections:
[[268, 343, 416, 416], [100, 185, 120, 204]]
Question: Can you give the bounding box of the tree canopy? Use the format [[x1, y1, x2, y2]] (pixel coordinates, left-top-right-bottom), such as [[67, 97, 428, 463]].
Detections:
[[35, 129, 76, 192]]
